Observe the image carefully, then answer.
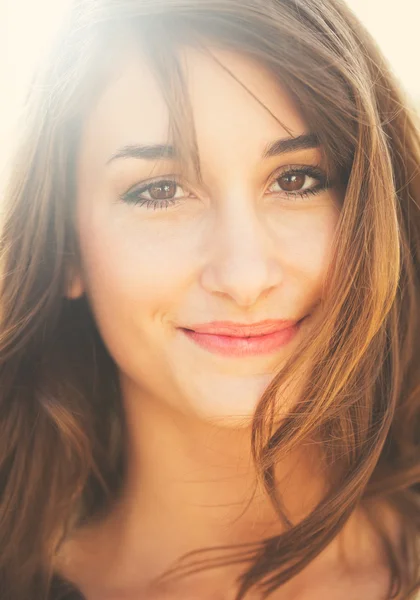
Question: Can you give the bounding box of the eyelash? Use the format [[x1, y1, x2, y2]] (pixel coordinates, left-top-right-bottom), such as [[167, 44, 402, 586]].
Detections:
[[119, 165, 330, 210]]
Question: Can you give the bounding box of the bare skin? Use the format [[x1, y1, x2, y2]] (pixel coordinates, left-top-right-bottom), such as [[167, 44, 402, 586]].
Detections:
[[57, 44, 394, 599], [56, 502, 391, 600]]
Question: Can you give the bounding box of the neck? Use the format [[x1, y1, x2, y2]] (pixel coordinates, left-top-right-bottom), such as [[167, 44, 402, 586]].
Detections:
[[107, 376, 324, 576], [56, 377, 391, 600]]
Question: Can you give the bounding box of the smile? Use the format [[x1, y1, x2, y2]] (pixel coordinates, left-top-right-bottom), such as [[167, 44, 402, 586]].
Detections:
[[179, 318, 307, 357]]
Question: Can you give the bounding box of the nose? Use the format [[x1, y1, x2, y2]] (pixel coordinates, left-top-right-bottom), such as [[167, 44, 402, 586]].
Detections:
[[200, 200, 284, 308]]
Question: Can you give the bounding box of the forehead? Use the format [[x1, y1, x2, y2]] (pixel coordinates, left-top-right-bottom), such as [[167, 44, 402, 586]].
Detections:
[[78, 45, 308, 169]]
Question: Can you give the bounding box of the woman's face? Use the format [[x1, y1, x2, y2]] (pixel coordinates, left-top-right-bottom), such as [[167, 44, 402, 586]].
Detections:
[[70, 46, 340, 425]]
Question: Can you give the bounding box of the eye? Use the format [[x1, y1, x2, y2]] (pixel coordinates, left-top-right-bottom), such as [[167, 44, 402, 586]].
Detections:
[[121, 178, 191, 209], [266, 165, 330, 200]]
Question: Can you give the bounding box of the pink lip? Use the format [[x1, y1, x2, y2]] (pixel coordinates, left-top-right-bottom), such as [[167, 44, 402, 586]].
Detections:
[[179, 318, 305, 357]]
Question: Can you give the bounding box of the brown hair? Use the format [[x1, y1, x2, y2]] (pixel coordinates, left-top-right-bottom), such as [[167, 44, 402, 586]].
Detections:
[[1, 0, 420, 598]]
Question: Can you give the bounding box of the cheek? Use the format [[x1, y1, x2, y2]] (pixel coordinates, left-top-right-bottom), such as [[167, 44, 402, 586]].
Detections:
[[264, 201, 339, 315], [74, 202, 221, 408], [73, 206, 191, 397], [303, 211, 338, 275], [75, 204, 202, 320], [279, 204, 339, 285]]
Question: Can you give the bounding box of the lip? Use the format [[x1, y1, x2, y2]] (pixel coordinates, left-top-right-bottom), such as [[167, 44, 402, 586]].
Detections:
[[179, 318, 306, 357]]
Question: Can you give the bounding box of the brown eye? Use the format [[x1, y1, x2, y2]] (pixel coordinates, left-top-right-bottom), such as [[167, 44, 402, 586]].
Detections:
[[277, 173, 306, 192], [149, 180, 178, 200], [121, 177, 190, 209], [266, 166, 328, 200]]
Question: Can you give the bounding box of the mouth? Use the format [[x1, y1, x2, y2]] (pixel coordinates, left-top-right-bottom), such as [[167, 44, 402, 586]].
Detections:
[[179, 317, 308, 357]]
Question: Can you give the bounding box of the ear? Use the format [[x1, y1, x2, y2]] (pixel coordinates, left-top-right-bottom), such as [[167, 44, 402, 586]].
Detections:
[[64, 265, 85, 299]]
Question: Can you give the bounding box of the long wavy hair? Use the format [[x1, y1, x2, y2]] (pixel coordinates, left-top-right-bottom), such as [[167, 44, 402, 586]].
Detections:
[[1, 0, 420, 598]]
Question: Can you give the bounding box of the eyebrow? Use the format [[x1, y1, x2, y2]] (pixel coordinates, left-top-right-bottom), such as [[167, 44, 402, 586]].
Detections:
[[106, 144, 176, 164], [262, 132, 319, 158], [105, 133, 319, 165]]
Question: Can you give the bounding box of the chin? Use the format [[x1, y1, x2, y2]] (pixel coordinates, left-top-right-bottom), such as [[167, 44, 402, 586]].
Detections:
[[182, 371, 274, 428]]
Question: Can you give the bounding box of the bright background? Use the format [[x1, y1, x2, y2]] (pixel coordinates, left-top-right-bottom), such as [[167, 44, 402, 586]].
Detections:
[[1, 0, 419, 172]]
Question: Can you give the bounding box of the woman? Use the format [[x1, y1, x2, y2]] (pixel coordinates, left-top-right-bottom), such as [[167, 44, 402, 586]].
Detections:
[[1, 0, 419, 598]]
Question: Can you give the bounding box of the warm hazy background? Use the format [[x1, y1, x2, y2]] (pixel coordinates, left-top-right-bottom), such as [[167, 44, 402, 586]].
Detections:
[[1, 0, 419, 176]]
